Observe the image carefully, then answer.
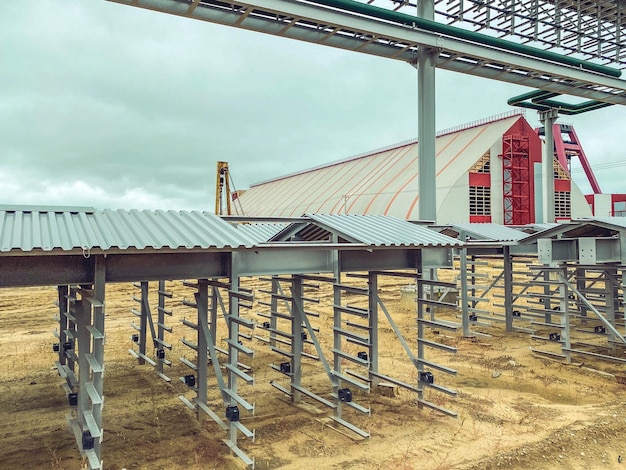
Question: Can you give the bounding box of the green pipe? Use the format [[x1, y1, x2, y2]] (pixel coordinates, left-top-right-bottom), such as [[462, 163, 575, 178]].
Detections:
[[507, 89, 614, 115], [507, 90, 558, 105], [537, 99, 613, 115], [306, 0, 622, 78]]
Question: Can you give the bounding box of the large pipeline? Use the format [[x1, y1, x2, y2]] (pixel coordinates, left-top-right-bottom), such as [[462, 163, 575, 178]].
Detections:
[[304, 0, 622, 78], [507, 90, 614, 115]]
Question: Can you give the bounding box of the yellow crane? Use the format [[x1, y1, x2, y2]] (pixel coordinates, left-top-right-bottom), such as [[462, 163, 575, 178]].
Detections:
[[215, 161, 245, 216]]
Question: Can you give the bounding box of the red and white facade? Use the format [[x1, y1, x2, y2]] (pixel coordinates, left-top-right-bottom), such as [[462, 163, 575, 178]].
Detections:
[[238, 112, 599, 224]]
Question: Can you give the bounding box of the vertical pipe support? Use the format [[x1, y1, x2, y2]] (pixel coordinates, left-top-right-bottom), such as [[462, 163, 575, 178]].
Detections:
[[417, 0, 437, 222], [539, 108, 558, 224]]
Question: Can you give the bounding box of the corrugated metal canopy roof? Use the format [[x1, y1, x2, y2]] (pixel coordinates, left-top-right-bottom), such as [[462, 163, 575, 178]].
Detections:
[[518, 217, 626, 244], [0, 208, 256, 253], [271, 214, 462, 247], [230, 222, 287, 243], [444, 223, 529, 242], [589, 217, 626, 230]]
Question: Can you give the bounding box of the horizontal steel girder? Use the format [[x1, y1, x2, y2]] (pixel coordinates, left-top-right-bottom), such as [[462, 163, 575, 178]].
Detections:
[[106, 0, 626, 105]]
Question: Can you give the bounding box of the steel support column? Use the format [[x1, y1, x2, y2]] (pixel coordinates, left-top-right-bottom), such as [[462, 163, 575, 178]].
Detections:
[[291, 276, 304, 403], [416, 251, 425, 406], [57, 285, 69, 366], [92, 257, 106, 465], [368, 272, 379, 385], [503, 246, 514, 332], [417, 0, 437, 222], [559, 267, 571, 364], [197, 279, 209, 421], [460, 246, 470, 336], [539, 109, 558, 223]]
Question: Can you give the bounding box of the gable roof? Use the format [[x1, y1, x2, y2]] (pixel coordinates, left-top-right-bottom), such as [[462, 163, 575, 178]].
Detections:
[[238, 114, 523, 219], [271, 213, 462, 247], [436, 223, 529, 242]]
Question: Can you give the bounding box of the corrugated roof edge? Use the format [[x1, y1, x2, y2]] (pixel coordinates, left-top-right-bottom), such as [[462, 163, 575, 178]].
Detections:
[[0, 209, 257, 253], [0, 204, 96, 213]]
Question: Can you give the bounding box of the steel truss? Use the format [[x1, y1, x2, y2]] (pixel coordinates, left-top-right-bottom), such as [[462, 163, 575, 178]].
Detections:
[[428, 0, 626, 67], [177, 277, 257, 467], [128, 280, 174, 381], [455, 248, 626, 365], [255, 269, 459, 436], [107, 0, 626, 105], [54, 258, 106, 470]]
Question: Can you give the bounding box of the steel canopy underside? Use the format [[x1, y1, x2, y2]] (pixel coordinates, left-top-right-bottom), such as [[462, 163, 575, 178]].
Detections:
[[107, 0, 626, 105]]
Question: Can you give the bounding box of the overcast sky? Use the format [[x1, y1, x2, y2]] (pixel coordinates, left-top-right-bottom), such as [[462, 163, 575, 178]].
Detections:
[[1, 0, 624, 211]]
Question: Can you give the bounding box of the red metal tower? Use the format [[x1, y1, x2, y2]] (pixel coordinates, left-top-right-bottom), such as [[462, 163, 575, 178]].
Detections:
[[501, 133, 532, 225]]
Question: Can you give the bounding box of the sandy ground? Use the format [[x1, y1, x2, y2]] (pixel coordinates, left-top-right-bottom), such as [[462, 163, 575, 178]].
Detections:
[[1, 274, 626, 470]]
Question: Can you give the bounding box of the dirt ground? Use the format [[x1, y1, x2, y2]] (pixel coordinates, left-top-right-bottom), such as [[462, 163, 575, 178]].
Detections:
[[1, 272, 626, 470]]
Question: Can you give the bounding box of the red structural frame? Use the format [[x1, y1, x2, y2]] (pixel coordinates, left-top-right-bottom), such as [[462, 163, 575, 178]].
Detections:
[[501, 133, 532, 225], [552, 124, 601, 194]]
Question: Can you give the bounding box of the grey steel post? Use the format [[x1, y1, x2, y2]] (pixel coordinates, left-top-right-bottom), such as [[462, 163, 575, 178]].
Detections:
[[503, 246, 514, 332], [197, 279, 209, 421], [58, 285, 69, 366], [416, 250, 425, 406], [138, 281, 149, 365], [332, 235, 342, 418], [291, 276, 304, 403], [68, 286, 79, 373], [575, 268, 587, 324], [544, 269, 552, 324], [76, 295, 91, 429], [157, 280, 166, 376], [417, 0, 437, 222], [209, 283, 218, 345], [559, 266, 571, 364], [270, 277, 278, 347], [460, 246, 470, 336], [539, 109, 558, 223], [368, 272, 379, 386], [92, 256, 106, 461], [605, 268, 617, 346], [228, 264, 240, 445]]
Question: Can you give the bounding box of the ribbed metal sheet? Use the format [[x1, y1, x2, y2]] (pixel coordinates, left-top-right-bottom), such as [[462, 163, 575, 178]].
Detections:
[[238, 115, 520, 219], [589, 217, 626, 229], [522, 223, 560, 234], [0, 208, 256, 253], [449, 223, 529, 242], [306, 214, 462, 247], [231, 222, 287, 243]]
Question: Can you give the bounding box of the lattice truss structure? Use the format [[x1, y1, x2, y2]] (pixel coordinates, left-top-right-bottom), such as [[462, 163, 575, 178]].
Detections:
[[108, 0, 626, 105], [376, 0, 625, 68]]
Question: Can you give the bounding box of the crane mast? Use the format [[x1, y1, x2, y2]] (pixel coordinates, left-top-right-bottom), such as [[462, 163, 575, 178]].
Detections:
[[215, 161, 232, 215]]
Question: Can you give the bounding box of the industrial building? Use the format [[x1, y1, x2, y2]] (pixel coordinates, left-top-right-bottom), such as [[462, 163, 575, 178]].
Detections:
[[237, 111, 620, 224]]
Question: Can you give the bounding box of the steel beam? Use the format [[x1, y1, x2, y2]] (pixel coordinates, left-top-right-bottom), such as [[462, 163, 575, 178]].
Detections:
[[105, 0, 626, 105]]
